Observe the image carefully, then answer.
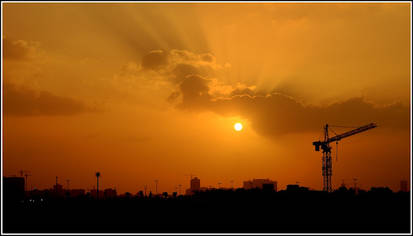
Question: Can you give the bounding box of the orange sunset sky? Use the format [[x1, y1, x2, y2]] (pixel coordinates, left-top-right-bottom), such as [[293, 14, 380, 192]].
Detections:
[[2, 2, 411, 194]]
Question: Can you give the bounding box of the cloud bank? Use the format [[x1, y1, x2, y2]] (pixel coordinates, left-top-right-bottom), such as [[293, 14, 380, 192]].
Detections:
[[4, 82, 93, 117], [3, 38, 41, 60], [139, 49, 410, 137]]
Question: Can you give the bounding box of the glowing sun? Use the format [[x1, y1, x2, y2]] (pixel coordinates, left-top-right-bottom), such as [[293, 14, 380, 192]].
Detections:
[[234, 122, 243, 131]]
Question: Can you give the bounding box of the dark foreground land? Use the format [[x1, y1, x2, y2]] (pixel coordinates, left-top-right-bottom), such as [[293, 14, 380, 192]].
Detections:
[[3, 188, 410, 233]]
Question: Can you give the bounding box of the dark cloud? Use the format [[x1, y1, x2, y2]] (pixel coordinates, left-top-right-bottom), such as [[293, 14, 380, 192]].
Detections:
[[167, 91, 181, 103], [324, 98, 409, 130], [224, 94, 408, 137], [175, 83, 409, 137], [139, 48, 409, 137], [210, 93, 313, 136], [4, 82, 94, 116], [141, 50, 168, 70], [230, 87, 256, 97], [172, 63, 200, 82], [201, 53, 215, 63], [3, 38, 34, 60], [139, 50, 221, 92], [171, 62, 216, 84], [178, 75, 211, 110]]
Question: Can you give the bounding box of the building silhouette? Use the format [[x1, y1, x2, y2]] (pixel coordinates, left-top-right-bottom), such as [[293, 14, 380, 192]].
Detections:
[[4, 177, 25, 202], [243, 178, 277, 191], [69, 189, 86, 198], [90, 189, 104, 199], [104, 188, 117, 199], [400, 180, 408, 192], [191, 177, 200, 191], [53, 183, 65, 197], [286, 184, 309, 192], [186, 177, 201, 195]]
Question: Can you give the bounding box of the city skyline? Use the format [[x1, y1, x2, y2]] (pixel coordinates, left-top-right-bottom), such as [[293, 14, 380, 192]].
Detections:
[[3, 2, 411, 194], [7, 173, 408, 197], [4, 173, 409, 233], [4, 170, 410, 195]]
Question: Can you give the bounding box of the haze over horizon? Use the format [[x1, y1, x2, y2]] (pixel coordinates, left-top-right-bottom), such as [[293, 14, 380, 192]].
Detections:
[[2, 3, 411, 194]]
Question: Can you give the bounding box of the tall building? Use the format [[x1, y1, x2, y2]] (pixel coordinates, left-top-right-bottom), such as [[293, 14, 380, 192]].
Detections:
[[186, 177, 201, 195], [400, 180, 408, 192], [191, 177, 201, 191], [243, 178, 277, 191]]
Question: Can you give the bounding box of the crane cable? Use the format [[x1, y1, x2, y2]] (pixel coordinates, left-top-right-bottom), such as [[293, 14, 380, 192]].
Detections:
[[330, 125, 358, 128]]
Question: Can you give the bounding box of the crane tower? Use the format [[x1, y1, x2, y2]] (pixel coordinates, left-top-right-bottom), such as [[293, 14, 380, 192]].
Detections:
[[312, 123, 377, 192]]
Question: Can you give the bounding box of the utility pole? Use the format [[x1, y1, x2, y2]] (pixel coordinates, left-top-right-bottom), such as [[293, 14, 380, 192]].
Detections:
[[66, 179, 70, 190]]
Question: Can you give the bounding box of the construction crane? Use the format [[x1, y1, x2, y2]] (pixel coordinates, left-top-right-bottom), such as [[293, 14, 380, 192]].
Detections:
[[312, 123, 377, 192]]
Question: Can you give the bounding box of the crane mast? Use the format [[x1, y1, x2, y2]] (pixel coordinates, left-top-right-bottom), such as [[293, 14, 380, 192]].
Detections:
[[312, 123, 377, 192]]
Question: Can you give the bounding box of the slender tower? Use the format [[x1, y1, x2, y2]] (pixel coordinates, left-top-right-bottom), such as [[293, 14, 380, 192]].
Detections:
[[96, 172, 100, 200]]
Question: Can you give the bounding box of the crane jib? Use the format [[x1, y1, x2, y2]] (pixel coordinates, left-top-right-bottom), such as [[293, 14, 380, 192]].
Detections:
[[312, 123, 377, 152], [327, 123, 377, 143]]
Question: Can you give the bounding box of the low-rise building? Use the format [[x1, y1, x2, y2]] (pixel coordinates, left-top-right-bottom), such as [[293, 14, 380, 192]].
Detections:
[[104, 188, 117, 199], [243, 179, 278, 191]]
